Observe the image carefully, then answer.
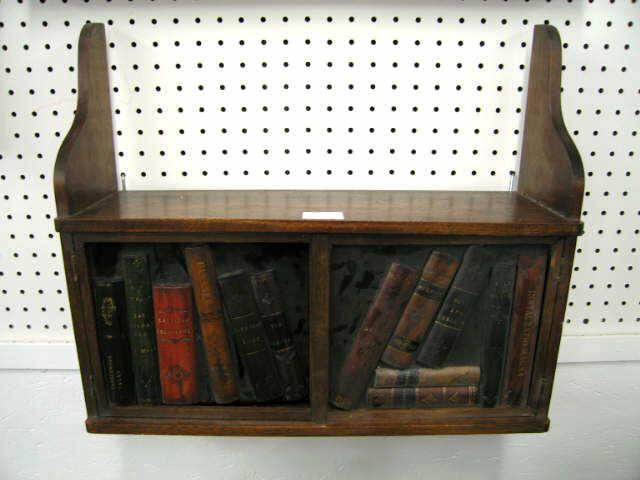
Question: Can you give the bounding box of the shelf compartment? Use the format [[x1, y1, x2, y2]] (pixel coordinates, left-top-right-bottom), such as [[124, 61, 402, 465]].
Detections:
[[330, 243, 551, 412], [83, 241, 310, 415]]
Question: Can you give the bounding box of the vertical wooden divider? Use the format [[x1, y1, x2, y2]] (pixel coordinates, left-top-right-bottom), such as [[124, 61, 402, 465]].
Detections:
[[309, 235, 330, 424]]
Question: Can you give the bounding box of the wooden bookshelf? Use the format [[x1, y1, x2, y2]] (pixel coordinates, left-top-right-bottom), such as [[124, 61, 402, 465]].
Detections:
[[54, 23, 583, 436]]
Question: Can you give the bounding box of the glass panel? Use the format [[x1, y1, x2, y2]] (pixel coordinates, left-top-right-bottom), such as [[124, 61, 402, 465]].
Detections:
[[86, 242, 309, 407], [330, 244, 548, 411]]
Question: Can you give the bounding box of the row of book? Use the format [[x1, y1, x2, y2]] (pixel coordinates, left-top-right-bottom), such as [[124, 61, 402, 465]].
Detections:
[[332, 245, 547, 410], [92, 244, 306, 406]]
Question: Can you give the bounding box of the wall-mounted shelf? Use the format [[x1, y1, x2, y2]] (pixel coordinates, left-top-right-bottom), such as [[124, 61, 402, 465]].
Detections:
[[54, 23, 583, 436]]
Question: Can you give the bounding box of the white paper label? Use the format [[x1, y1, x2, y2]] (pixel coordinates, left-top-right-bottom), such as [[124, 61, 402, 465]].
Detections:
[[302, 211, 344, 220]]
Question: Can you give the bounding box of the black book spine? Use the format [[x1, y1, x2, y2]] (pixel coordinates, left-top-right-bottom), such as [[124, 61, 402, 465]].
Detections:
[[122, 252, 162, 405], [218, 270, 284, 402], [93, 277, 135, 406], [416, 246, 494, 368], [250, 270, 306, 401], [480, 258, 517, 407]]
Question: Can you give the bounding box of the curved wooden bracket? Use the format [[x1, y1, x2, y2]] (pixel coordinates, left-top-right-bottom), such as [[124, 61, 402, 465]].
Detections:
[[517, 25, 584, 222], [54, 23, 116, 218]]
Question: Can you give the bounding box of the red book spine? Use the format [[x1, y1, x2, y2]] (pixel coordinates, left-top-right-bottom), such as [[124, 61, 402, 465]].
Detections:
[[152, 285, 199, 405]]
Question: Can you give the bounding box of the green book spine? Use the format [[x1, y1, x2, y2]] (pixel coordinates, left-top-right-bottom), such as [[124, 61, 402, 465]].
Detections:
[[122, 250, 162, 405]]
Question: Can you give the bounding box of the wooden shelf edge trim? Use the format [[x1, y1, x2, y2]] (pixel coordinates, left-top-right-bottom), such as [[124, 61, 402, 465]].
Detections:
[[55, 218, 581, 236], [86, 416, 549, 436]]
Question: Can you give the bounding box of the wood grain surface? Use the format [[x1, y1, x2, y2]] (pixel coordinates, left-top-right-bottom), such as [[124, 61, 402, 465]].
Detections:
[[56, 189, 581, 235]]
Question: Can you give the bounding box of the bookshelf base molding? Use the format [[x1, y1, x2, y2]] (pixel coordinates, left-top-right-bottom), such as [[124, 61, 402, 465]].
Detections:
[[54, 23, 584, 436], [86, 412, 549, 437]]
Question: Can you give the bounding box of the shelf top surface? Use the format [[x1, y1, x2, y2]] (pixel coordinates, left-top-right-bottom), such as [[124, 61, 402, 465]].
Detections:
[[55, 189, 581, 236]]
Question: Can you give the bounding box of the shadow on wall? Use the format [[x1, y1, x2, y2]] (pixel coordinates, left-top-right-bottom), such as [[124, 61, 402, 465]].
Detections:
[[117, 431, 505, 480]]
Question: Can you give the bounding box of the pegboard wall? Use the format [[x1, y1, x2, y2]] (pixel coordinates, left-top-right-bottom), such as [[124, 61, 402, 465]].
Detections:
[[0, 0, 638, 342]]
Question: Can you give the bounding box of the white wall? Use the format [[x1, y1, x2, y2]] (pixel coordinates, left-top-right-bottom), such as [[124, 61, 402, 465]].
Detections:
[[2, 357, 639, 480]]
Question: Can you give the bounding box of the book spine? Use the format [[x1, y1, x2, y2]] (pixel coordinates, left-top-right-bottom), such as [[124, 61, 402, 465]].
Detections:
[[480, 257, 517, 407], [218, 270, 283, 402], [122, 253, 162, 405], [185, 246, 239, 404], [373, 365, 481, 388], [500, 253, 548, 407], [193, 310, 214, 403], [332, 263, 419, 410], [250, 270, 306, 401], [152, 285, 199, 405], [93, 278, 135, 406], [381, 251, 460, 368], [416, 246, 494, 368], [367, 386, 477, 409]]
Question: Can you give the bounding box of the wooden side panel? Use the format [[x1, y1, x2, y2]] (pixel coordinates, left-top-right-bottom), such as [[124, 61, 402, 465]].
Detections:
[[54, 23, 116, 218], [310, 236, 330, 423], [59, 234, 99, 417], [518, 25, 584, 221]]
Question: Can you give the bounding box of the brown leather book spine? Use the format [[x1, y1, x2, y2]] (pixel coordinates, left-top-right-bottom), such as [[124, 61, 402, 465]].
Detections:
[[416, 246, 494, 368], [500, 252, 548, 407], [185, 245, 239, 404], [152, 284, 199, 405], [373, 365, 481, 388], [332, 263, 419, 410], [367, 386, 477, 409], [381, 251, 460, 368]]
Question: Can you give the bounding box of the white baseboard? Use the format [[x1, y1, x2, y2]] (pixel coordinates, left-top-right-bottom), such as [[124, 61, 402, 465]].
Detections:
[[0, 335, 638, 370], [558, 335, 640, 363], [0, 343, 79, 370]]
